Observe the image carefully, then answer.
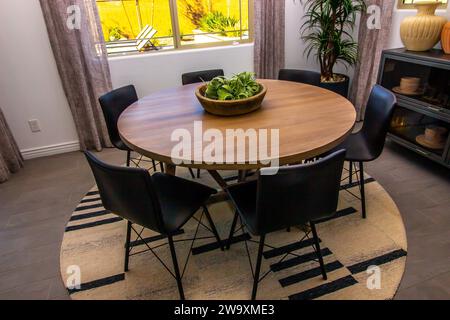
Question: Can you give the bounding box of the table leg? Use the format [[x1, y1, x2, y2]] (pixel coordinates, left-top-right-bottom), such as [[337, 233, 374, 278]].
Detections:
[[165, 163, 177, 176], [207, 170, 229, 189], [238, 170, 248, 182]]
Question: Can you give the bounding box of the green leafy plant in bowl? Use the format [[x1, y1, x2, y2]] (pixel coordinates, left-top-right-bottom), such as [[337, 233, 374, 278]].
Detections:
[[205, 72, 262, 100], [195, 72, 267, 117]]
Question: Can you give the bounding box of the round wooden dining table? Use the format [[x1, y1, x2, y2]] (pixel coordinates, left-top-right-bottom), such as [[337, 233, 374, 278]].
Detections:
[[118, 79, 356, 182]]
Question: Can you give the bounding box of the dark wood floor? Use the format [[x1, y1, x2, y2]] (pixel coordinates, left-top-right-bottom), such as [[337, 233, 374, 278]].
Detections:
[[0, 140, 448, 300]]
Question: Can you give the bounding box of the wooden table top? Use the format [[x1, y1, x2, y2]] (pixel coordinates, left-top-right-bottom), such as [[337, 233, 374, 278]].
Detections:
[[118, 79, 356, 170]]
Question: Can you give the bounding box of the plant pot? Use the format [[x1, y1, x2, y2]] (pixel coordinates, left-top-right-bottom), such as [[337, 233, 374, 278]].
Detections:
[[195, 83, 267, 117], [441, 22, 450, 54], [320, 74, 349, 98], [400, 1, 447, 52]]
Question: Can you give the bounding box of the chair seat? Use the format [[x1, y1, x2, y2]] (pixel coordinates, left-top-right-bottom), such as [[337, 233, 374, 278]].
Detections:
[[151, 173, 217, 234], [226, 180, 258, 235], [330, 132, 378, 162]]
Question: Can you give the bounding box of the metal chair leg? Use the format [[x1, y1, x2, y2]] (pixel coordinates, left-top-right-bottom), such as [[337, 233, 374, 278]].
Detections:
[[197, 169, 201, 179], [310, 222, 327, 280], [226, 211, 239, 250], [168, 235, 185, 300], [359, 162, 367, 219], [126, 150, 131, 167], [252, 234, 266, 300], [124, 221, 132, 272], [188, 168, 196, 179], [349, 161, 353, 185], [160, 162, 165, 173], [203, 206, 224, 250], [152, 159, 157, 171]]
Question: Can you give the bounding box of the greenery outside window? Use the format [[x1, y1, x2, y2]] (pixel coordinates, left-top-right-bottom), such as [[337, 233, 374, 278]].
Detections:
[[96, 0, 253, 56], [398, 0, 448, 9]]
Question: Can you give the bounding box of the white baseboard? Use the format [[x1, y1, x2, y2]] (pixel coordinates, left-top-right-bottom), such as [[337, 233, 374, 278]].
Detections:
[[21, 141, 80, 160]]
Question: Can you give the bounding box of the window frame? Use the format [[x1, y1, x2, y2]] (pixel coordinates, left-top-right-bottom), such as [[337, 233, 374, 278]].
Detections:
[[98, 0, 254, 56], [397, 0, 448, 10]]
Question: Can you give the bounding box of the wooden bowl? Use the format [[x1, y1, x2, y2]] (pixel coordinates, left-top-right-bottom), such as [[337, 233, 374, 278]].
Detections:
[[195, 83, 267, 116]]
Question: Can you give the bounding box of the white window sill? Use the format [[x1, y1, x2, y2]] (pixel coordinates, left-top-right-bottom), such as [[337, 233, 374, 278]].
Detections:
[[107, 42, 254, 62]]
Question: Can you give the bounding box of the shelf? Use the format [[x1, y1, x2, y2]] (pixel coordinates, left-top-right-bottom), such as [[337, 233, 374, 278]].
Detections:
[[390, 126, 445, 156], [379, 49, 450, 168], [395, 96, 450, 122], [388, 134, 450, 168], [384, 48, 450, 66]]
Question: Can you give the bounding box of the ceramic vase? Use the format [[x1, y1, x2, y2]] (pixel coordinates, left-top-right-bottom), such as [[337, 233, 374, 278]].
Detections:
[[400, 1, 447, 52], [441, 22, 450, 54]]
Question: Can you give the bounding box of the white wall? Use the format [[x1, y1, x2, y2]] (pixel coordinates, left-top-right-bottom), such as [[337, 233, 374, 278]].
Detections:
[[284, 0, 359, 76], [0, 0, 79, 158], [109, 44, 253, 98]]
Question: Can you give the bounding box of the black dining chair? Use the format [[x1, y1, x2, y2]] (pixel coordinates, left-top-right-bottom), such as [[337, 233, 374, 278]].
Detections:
[[329, 85, 396, 219], [278, 69, 321, 87], [99, 85, 162, 171], [84, 151, 224, 300], [226, 150, 346, 300], [182, 69, 225, 85], [181, 69, 225, 179]]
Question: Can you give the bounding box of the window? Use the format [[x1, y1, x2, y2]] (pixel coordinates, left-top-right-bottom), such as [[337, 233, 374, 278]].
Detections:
[[398, 0, 447, 9], [96, 0, 252, 56]]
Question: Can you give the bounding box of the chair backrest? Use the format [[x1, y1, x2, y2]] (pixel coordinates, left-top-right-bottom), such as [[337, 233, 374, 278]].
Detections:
[[182, 69, 225, 85], [252, 150, 346, 235], [361, 85, 397, 159], [278, 69, 321, 87], [99, 85, 138, 149], [84, 151, 165, 233]]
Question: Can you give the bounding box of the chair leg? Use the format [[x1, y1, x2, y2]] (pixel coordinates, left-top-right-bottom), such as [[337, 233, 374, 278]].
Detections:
[[203, 206, 224, 250], [188, 168, 196, 179], [197, 169, 201, 179], [349, 161, 353, 185], [359, 161, 367, 219], [252, 234, 266, 300], [160, 162, 165, 173], [152, 159, 157, 171], [310, 222, 327, 280], [226, 211, 239, 250], [168, 235, 185, 300], [126, 150, 131, 167], [124, 221, 132, 272]]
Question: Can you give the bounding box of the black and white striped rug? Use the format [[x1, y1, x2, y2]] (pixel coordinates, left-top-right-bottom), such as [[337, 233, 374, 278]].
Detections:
[[60, 167, 407, 300]]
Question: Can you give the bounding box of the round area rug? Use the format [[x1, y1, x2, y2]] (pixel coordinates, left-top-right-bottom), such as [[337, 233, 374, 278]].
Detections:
[[60, 165, 407, 300]]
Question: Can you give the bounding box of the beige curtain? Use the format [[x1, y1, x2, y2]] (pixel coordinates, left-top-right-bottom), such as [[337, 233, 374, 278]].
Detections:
[[254, 0, 285, 79], [349, 0, 395, 120], [0, 108, 23, 183], [39, 0, 112, 151]]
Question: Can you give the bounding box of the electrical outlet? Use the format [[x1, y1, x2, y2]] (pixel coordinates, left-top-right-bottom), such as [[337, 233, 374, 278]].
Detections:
[[28, 119, 41, 133]]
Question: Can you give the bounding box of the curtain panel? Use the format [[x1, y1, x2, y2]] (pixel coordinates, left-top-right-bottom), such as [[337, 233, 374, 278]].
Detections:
[[0, 108, 23, 183], [254, 0, 286, 79], [349, 0, 395, 120], [39, 0, 112, 151]]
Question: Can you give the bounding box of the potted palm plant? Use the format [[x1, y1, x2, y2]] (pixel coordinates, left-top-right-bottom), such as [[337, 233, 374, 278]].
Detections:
[[301, 0, 366, 97]]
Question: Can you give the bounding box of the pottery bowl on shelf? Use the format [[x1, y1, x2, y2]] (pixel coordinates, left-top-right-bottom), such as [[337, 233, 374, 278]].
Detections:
[[195, 83, 267, 117]]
